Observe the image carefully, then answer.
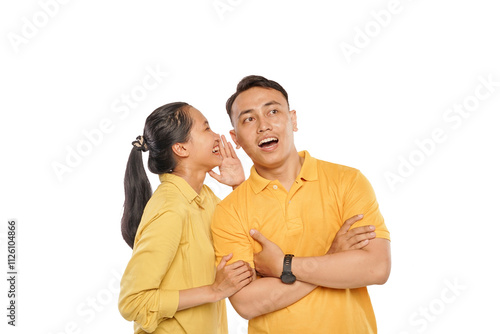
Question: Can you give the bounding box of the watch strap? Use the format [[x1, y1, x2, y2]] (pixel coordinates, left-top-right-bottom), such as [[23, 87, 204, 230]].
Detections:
[[283, 254, 294, 274]]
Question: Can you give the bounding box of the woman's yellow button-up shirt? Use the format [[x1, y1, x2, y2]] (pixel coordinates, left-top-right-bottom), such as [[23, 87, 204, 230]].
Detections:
[[119, 173, 227, 334]]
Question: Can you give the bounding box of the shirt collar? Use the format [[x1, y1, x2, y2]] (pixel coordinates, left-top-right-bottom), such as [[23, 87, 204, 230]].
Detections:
[[159, 173, 204, 206], [248, 150, 318, 194]]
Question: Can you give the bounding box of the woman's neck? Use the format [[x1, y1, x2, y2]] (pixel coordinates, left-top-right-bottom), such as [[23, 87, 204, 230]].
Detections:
[[172, 165, 206, 194]]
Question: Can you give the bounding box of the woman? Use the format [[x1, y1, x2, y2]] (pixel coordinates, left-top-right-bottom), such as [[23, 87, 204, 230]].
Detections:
[[118, 102, 253, 334]]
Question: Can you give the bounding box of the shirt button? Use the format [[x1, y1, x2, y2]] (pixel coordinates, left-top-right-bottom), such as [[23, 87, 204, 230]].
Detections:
[[273, 185, 278, 190]]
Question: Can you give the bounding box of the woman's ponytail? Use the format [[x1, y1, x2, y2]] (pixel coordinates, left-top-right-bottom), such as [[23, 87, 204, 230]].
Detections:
[[121, 140, 152, 249]]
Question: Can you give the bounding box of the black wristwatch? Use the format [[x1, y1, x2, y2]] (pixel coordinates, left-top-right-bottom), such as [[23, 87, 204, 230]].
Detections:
[[280, 254, 296, 284]]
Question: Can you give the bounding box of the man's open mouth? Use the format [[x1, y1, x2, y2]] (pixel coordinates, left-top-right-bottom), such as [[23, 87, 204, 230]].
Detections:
[[258, 137, 279, 148]]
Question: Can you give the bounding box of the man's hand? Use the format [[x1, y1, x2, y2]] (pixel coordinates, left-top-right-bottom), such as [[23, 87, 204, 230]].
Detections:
[[250, 229, 284, 278], [327, 214, 376, 254]]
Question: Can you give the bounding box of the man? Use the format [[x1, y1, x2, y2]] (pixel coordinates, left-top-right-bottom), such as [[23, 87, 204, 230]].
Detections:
[[211, 75, 391, 333]]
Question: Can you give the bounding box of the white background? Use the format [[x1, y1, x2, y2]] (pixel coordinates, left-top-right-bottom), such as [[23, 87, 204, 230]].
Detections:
[[1, 0, 499, 333]]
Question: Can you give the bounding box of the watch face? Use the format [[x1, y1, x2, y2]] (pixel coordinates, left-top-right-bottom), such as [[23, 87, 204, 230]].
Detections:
[[281, 273, 296, 284]]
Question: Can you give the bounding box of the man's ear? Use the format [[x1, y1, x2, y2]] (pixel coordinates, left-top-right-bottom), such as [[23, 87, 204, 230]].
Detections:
[[172, 142, 189, 158], [290, 109, 298, 132], [229, 129, 241, 149]]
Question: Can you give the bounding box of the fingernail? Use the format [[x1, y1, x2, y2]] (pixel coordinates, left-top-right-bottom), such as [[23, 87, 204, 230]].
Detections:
[[358, 214, 364, 218], [250, 229, 255, 236], [369, 225, 375, 230]]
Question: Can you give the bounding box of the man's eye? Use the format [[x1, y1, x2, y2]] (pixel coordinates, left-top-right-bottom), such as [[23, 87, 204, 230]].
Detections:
[[243, 117, 254, 123], [270, 109, 278, 114]]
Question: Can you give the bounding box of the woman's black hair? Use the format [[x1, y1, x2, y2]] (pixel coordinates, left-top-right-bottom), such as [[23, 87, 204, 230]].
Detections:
[[121, 102, 193, 248]]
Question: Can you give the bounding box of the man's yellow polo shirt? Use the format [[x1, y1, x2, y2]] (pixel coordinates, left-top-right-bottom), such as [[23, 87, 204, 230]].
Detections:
[[119, 173, 227, 334], [211, 151, 390, 334]]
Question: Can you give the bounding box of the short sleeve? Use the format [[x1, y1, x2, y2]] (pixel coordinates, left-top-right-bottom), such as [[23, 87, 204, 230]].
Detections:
[[118, 211, 183, 332], [211, 204, 255, 267], [342, 170, 390, 241]]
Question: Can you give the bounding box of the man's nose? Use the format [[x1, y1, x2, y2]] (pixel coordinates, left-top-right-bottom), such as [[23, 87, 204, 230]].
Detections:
[[257, 119, 272, 133]]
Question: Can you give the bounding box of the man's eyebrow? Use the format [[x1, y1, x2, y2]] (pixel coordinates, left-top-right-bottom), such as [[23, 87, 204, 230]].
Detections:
[[237, 101, 282, 119], [237, 109, 253, 119], [263, 100, 282, 107]]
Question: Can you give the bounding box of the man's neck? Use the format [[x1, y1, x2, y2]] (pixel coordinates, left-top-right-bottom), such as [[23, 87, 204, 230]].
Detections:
[[255, 152, 304, 192]]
